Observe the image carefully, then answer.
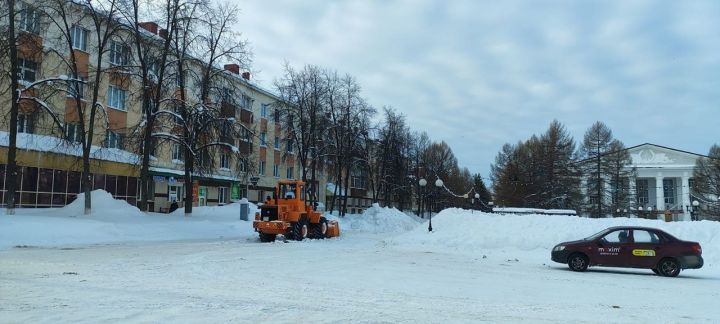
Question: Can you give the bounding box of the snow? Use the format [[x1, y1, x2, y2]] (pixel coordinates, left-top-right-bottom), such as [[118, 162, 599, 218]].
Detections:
[[1, 198, 719, 323], [0, 190, 258, 248], [0, 131, 140, 165], [331, 202, 423, 233]]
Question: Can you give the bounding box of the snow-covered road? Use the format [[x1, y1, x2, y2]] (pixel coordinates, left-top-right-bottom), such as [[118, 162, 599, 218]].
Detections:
[[1, 231, 718, 323]]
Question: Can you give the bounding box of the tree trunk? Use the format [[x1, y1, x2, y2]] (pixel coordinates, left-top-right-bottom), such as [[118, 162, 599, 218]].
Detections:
[[139, 119, 153, 211], [5, 0, 19, 215], [82, 152, 92, 215], [184, 152, 194, 216]]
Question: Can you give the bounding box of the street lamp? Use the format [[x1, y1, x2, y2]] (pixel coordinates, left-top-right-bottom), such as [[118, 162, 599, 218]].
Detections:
[[473, 193, 480, 213], [429, 178, 443, 232], [419, 178, 427, 219], [688, 200, 700, 221]]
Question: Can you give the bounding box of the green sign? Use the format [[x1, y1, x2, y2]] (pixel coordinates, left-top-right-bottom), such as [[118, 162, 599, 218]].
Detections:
[[231, 182, 240, 200]]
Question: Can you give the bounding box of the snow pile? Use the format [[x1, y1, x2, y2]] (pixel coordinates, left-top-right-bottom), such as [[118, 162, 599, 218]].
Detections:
[[392, 208, 720, 266], [63, 190, 146, 219], [332, 203, 422, 233], [0, 190, 258, 249], [169, 200, 259, 220]]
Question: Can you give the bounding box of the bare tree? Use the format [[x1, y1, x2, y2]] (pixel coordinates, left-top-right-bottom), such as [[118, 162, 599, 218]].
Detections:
[[157, 0, 251, 215], [274, 64, 327, 200], [693, 144, 720, 218], [40, 0, 128, 214], [123, 0, 185, 211]]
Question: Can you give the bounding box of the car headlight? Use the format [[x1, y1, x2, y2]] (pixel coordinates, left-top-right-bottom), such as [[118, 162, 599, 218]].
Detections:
[[553, 245, 566, 252]]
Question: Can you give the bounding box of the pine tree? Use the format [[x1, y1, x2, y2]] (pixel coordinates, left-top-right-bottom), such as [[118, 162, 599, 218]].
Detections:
[[606, 140, 636, 215], [580, 121, 613, 217]]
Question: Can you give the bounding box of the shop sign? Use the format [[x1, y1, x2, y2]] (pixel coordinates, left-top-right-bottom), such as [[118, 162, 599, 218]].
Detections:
[[231, 183, 240, 200]]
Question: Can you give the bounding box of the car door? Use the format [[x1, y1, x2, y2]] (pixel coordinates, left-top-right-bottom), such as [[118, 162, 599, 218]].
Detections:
[[628, 229, 663, 268], [593, 229, 633, 267]]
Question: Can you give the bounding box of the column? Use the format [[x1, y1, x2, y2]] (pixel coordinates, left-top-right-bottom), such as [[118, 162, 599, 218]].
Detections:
[[682, 175, 691, 221], [629, 177, 637, 218], [655, 176, 665, 220]]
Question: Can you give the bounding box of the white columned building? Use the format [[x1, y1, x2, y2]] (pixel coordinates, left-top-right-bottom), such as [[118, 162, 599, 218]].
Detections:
[[627, 144, 702, 221]]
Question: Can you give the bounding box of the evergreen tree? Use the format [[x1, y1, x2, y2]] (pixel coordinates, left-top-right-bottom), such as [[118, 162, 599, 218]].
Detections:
[[473, 174, 492, 211], [606, 140, 636, 215], [580, 121, 613, 217], [537, 120, 581, 209]]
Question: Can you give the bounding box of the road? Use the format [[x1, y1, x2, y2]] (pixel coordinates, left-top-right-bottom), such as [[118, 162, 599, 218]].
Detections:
[[1, 232, 718, 323]]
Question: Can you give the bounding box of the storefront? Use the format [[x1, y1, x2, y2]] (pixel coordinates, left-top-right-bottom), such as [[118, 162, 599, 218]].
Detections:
[[148, 168, 240, 213]]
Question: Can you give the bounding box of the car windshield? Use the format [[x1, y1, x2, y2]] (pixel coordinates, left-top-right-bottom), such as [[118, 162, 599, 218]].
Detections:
[[584, 228, 613, 241]]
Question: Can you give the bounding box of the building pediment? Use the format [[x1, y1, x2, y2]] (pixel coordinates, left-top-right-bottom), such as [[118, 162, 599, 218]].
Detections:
[[628, 144, 700, 167]]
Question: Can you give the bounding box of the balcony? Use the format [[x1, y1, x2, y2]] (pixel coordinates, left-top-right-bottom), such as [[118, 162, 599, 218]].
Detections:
[[238, 140, 253, 155], [221, 101, 236, 118], [240, 108, 253, 124]]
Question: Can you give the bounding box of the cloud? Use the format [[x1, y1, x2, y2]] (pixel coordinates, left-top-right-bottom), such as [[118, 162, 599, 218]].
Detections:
[[236, 0, 720, 177]]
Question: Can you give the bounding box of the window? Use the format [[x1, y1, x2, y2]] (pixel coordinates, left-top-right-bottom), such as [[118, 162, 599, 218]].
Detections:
[[240, 127, 251, 142], [107, 86, 127, 110], [110, 41, 129, 65], [261, 104, 268, 118], [173, 104, 183, 124], [286, 166, 294, 179], [636, 179, 648, 205], [172, 143, 183, 161], [274, 109, 280, 123], [287, 139, 294, 153], [67, 76, 86, 99], [603, 229, 630, 244], [258, 161, 266, 175], [273, 165, 280, 178], [17, 58, 37, 83], [19, 2, 40, 34], [218, 187, 228, 204], [106, 130, 123, 149], [220, 153, 230, 169], [238, 159, 247, 172], [663, 179, 675, 205], [240, 94, 252, 110], [351, 176, 365, 189], [197, 151, 210, 167], [633, 230, 660, 244], [18, 114, 34, 134], [65, 123, 82, 143], [260, 132, 267, 146], [274, 136, 280, 150], [71, 25, 88, 51]]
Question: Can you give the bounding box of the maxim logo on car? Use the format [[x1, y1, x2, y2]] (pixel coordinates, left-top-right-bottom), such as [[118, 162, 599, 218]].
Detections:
[[632, 249, 656, 257], [598, 247, 621, 255]]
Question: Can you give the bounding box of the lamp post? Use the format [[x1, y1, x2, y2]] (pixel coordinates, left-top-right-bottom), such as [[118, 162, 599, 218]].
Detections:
[[688, 200, 700, 221], [429, 178, 443, 232], [419, 178, 427, 219], [473, 193, 480, 213]]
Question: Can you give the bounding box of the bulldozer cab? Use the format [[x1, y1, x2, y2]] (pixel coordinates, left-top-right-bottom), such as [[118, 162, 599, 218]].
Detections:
[[278, 182, 304, 201]]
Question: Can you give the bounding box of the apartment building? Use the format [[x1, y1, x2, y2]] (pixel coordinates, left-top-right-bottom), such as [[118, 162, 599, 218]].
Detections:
[[0, 1, 323, 212]]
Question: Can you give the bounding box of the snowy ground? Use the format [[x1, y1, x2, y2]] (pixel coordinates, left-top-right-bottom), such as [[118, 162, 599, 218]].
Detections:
[[1, 192, 719, 323]]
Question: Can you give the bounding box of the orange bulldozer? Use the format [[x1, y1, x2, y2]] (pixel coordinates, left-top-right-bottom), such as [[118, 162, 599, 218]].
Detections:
[[253, 180, 340, 242]]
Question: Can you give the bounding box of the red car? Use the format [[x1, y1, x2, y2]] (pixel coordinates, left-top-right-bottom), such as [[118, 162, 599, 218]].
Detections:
[[551, 226, 703, 277]]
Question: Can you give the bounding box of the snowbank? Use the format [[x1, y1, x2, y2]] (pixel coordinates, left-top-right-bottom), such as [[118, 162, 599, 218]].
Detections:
[[391, 208, 720, 267], [0, 190, 257, 249], [331, 203, 422, 233]]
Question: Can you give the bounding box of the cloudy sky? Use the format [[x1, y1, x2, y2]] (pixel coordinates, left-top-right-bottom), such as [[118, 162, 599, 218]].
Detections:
[[234, 0, 720, 178]]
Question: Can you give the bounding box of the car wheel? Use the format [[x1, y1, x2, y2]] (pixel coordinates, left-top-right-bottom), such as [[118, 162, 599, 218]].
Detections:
[[568, 253, 589, 272], [658, 258, 681, 277]]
